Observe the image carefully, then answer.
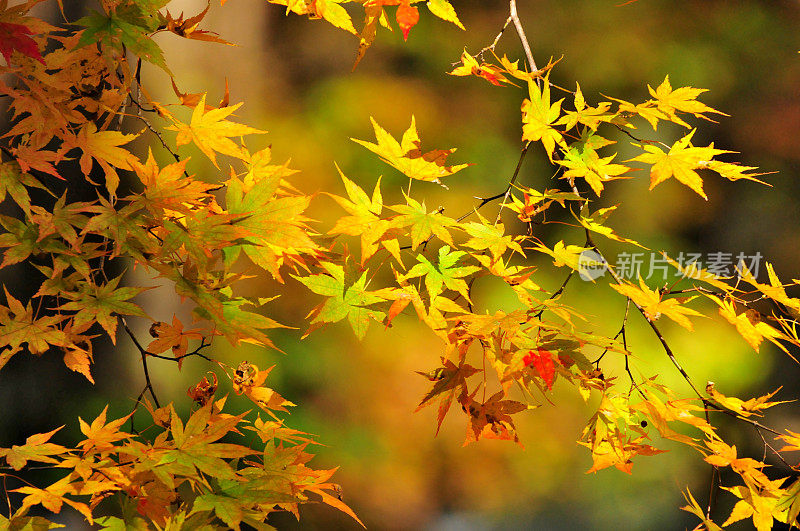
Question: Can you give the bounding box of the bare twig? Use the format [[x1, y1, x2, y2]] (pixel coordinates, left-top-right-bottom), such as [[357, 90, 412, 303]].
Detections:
[[509, 0, 538, 75], [121, 317, 161, 408]]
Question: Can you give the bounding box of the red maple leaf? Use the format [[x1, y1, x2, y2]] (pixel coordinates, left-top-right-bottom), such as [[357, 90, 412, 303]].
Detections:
[[524, 347, 556, 390], [0, 22, 45, 65]]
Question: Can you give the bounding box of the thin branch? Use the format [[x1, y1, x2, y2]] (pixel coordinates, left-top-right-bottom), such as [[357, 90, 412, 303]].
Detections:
[[755, 425, 794, 469], [121, 317, 161, 408], [588, 234, 706, 400], [493, 140, 532, 226], [476, 15, 513, 61], [509, 0, 538, 75]]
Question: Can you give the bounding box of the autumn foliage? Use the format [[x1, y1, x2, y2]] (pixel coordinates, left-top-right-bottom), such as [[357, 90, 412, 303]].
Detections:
[[1, 0, 800, 529]]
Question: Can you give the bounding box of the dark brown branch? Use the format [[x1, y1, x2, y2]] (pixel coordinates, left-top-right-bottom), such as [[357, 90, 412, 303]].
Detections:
[[121, 317, 161, 409]]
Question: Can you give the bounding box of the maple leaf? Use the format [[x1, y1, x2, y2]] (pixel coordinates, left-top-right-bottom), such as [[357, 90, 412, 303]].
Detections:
[[556, 82, 613, 131], [706, 159, 771, 185], [448, 49, 509, 86], [163, 3, 234, 45], [131, 150, 216, 215], [402, 245, 479, 302], [167, 94, 266, 167], [58, 275, 149, 342], [224, 148, 319, 281], [11, 144, 63, 181], [706, 382, 791, 418], [161, 403, 252, 480], [13, 476, 93, 524], [0, 161, 50, 216], [720, 483, 784, 531], [77, 405, 132, 454], [577, 206, 644, 247], [426, 0, 464, 30], [294, 260, 385, 339], [709, 295, 788, 353], [607, 96, 668, 130], [63, 341, 94, 384], [681, 489, 725, 531], [0, 427, 66, 470], [648, 75, 727, 128], [396, 0, 419, 40], [390, 194, 456, 250], [77, 4, 170, 72], [328, 168, 395, 265], [59, 123, 139, 197], [416, 358, 480, 433], [521, 73, 566, 161], [610, 277, 703, 330], [462, 390, 528, 447], [146, 316, 204, 369], [523, 347, 556, 390], [629, 129, 729, 199], [0, 287, 66, 355], [738, 262, 800, 317], [580, 394, 665, 473], [352, 116, 471, 186], [0, 22, 44, 65], [505, 187, 583, 222], [533, 240, 598, 276], [461, 216, 524, 260], [558, 131, 629, 195], [232, 362, 295, 418]]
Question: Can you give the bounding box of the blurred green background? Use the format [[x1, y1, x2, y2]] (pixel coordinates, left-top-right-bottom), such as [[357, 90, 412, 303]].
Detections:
[[4, 0, 800, 529]]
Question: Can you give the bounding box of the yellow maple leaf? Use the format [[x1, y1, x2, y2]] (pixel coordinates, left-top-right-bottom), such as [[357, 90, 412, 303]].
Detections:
[[168, 94, 265, 167], [61, 123, 139, 196], [709, 295, 788, 353], [610, 277, 703, 330], [630, 129, 729, 199], [351, 115, 470, 186], [648, 75, 727, 128], [521, 73, 566, 161], [706, 382, 791, 417]]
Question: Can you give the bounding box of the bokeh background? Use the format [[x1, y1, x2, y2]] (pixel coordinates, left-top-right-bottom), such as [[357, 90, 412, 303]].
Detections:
[[3, 0, 800, 529]]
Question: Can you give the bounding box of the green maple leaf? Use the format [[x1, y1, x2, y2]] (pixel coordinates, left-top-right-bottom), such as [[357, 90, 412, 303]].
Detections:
[[558, 132, 629, 195], [77, 4, 170, 72], [389, 194, 456, 250], [0, 162, 49, 216], [190, 494, 243, 530], [81, 197, 155, 260], [29, 193, 90, 248], [294, 261, 385, 339], [225, 149, 319, 281], [0, 215, 39, 268], [217, 297, 287, 350], [461, 214, 524, 260], [58, 275, 149, 342], [403, 245, 480, 302], [160, 404, 252, 481]]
